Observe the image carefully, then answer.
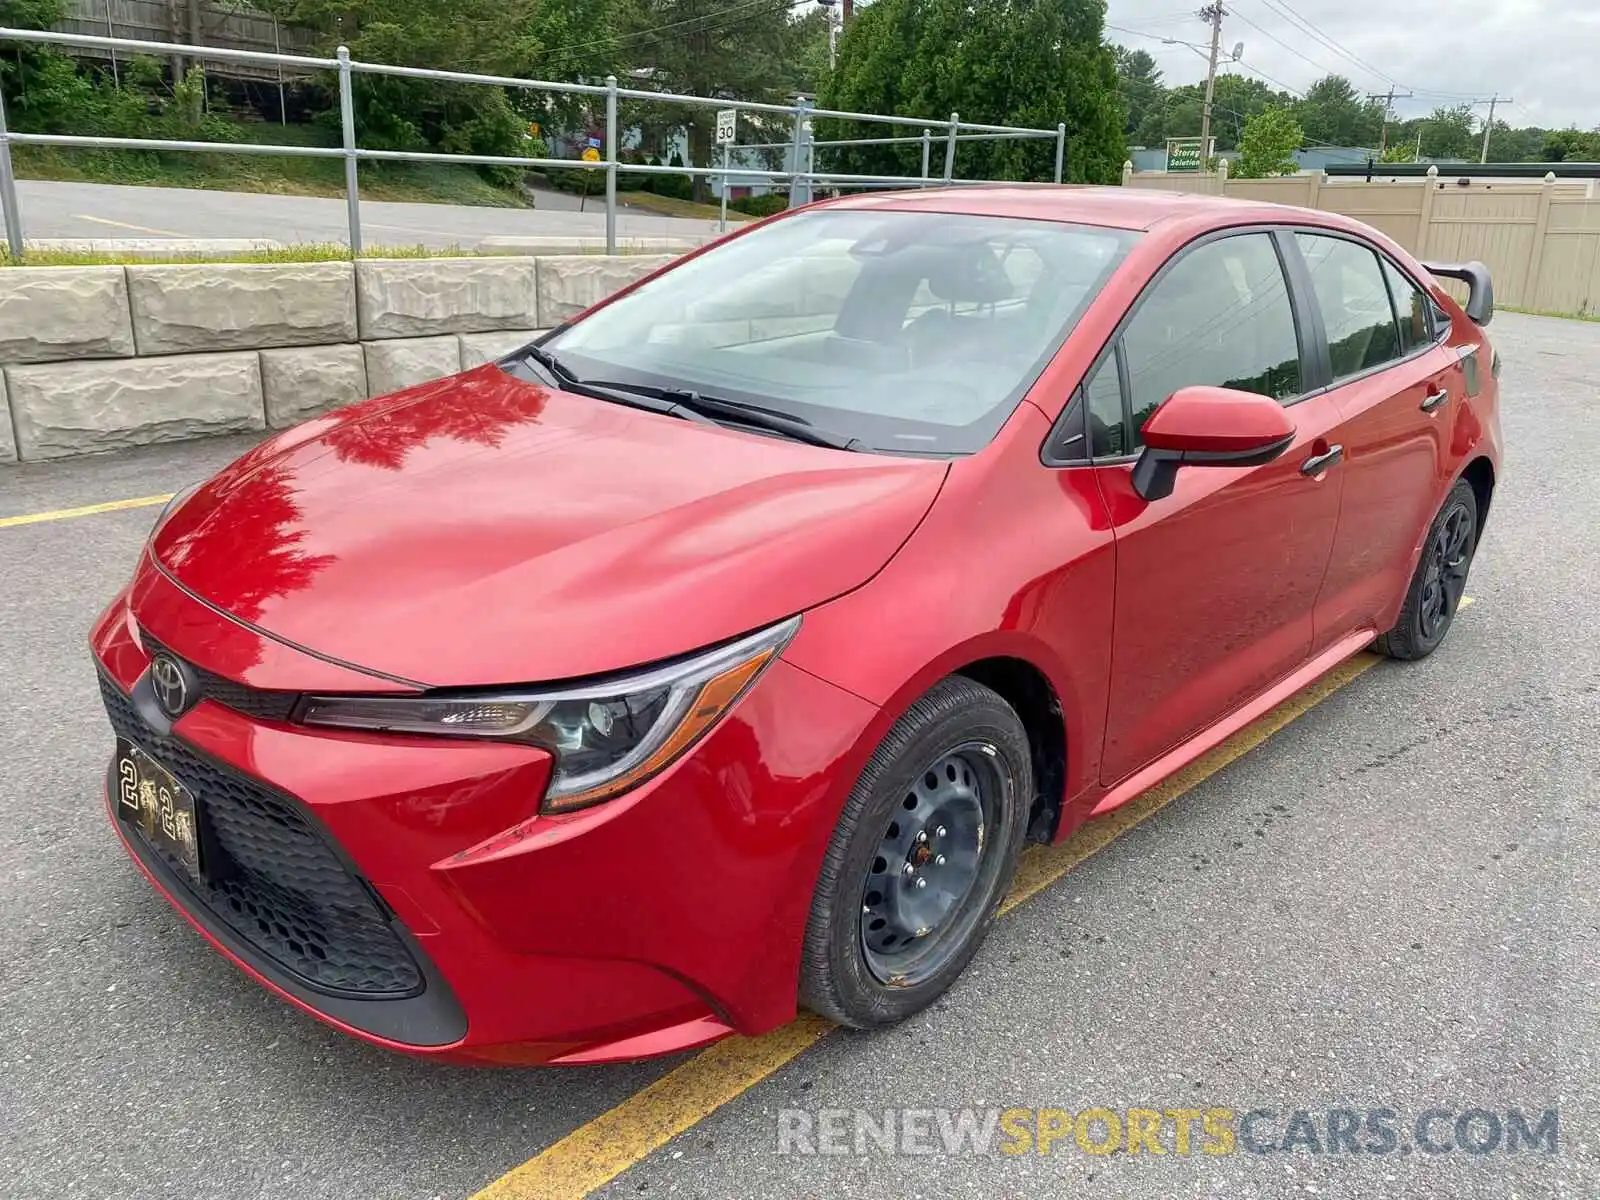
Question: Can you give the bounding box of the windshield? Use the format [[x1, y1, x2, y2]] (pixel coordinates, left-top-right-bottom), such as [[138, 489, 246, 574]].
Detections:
[[543, 209, 1138, 454]]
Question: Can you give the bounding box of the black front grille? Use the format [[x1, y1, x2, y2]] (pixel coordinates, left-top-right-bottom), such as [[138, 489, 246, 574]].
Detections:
[[100, 675, 423, 998], [139, 634, 300, 722]]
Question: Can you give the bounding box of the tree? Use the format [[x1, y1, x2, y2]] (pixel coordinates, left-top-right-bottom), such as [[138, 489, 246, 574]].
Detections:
[[1234, 104, 1302, 178], [613, 0, 814, 199], [1293, 74, 1382, 148], [1112, 45, 1163, 141], [1417, 103, 1477, 161], [1542, 127, 1600, 162], [822, 0, 1125, 185], [1133, 74, 1290, 152]]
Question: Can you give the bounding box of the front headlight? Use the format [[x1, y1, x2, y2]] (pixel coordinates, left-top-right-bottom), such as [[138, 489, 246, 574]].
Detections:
[[295, 617, 799, 812]]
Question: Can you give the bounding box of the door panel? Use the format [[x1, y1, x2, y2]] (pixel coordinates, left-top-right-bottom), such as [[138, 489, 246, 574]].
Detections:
[[1294, 239, 1455, 642], [1096, 390, 1345, 783], [1091, 230, 1344, 786], [1314, 345, 1455, 638]]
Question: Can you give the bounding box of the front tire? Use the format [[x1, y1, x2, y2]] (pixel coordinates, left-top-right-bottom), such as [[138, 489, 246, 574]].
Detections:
[[799, 677, 1031, 1029], [1374, 478, 1478, 661]]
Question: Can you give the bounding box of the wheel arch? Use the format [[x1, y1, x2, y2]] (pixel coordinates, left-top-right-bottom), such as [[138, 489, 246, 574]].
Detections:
[[954, 656, 1068, 844], [1461, 455, 1495, 532]]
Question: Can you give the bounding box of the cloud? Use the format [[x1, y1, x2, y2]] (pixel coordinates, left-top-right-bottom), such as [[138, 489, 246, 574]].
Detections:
[[1108, 0, 1594, 130]]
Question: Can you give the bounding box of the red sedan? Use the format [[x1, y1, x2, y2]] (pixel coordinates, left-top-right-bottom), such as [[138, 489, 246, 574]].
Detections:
[[91, 187, 1500, 1065]]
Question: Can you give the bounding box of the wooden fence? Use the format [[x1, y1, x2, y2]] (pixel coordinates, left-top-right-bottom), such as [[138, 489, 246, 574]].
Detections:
[[1124, 162, 1600, 317], [58, 0, 317, 80]]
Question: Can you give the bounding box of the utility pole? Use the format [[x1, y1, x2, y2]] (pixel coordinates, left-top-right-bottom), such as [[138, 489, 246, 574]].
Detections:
[[1198, 3, 1226, 164], [1368, 86, 1413, 156], [1478, 95, 1511, 163]]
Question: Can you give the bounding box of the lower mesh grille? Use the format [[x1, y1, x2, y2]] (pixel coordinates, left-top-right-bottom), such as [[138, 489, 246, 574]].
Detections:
[[100, 674, 423, 998]]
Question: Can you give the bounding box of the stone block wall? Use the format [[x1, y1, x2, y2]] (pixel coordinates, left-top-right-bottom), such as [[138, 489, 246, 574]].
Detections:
[[0, 253, 677, 462]]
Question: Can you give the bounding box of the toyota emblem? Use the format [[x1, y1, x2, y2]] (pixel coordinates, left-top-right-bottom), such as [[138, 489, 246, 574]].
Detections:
[[148, 653, 193, 719]]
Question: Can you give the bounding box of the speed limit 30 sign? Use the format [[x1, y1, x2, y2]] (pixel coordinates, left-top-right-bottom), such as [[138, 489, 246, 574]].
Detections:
[[716, 109, 737, 145]]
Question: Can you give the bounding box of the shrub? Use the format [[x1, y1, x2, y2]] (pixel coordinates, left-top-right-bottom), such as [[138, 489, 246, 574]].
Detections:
[[730, 193, 788, 217]]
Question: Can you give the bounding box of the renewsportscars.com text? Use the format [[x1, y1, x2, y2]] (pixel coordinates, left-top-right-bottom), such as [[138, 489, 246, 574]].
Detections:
[[776, 1105, 1560, 1158]]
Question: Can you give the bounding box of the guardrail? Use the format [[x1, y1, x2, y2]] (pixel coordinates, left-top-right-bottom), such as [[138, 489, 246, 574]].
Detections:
[[0, 27, 1069, 257]]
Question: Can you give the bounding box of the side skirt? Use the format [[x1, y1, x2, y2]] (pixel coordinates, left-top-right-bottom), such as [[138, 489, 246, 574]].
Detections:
[[1082, 627, 1378, 822]]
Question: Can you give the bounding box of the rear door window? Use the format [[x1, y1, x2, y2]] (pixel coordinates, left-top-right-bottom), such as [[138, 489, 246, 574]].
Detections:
[[1296, 233, 1402, 379]]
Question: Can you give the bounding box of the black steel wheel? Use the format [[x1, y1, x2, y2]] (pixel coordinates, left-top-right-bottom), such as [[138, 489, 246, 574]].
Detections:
[[859, 744, 1003, 987], [799, 677, 1031, 1029], [1375, 479, 1478, 661]]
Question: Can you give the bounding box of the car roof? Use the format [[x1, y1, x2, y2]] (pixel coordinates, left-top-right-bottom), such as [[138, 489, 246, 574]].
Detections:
[[825, 184, 1334, 234]]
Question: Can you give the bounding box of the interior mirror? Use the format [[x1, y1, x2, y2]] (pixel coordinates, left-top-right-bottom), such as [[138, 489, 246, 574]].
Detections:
[[1130, 386, 1296, 502]]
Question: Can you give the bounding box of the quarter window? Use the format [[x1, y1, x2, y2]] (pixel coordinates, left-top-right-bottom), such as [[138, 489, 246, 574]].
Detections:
[[1296, 233, 1401, 379], [1120, 233, 1303, 445]]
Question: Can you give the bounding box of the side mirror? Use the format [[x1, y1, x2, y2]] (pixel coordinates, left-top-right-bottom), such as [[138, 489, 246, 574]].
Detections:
[[1130, 386, 1296, 502]]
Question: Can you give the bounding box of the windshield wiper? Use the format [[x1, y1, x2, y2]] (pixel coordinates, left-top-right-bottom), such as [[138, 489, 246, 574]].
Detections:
[[518, 347, 717, 426], [579, 378, 861, 452]]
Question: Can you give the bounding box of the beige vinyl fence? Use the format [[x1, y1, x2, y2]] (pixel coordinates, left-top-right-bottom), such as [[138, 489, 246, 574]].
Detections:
[[1122, 162, 1600, 318]]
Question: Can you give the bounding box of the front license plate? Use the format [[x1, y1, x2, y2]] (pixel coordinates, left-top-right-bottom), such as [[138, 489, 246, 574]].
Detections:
[[114, 738, 203, 878]]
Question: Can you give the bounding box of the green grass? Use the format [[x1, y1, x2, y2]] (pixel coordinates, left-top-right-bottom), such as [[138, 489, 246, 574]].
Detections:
[[1500, 304, 1595, 322], [12, 121, 530, 209], [0, 242, 659, 267], [621, 191, 749, 222]]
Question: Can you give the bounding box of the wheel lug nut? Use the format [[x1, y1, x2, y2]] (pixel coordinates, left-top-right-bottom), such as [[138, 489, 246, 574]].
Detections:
[[902, 862, 915, 876], [935, 855, 946, 866], [936, 825, 947, 838], [915, 877, 927, 889], [916, 831, 928, 844]]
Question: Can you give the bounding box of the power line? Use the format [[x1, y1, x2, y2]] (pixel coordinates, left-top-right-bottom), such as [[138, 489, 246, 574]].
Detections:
[[1249, 0, 1401, 89], [1227, 6, 1340, 79], [541, 0, 806, 65]]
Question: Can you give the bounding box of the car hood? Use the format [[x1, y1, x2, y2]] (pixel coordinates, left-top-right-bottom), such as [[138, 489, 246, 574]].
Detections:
[[152, 366, 947, 687]]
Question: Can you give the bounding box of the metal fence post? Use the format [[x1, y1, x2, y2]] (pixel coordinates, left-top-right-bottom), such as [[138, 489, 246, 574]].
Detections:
[[335, 46, 362, 256], [1054, 122, 1066, 183], [719, 143, 730, 234], [921, 129, 931, 185], [604, 74, 618, 255], [943, 112, 959, 182], [0, 88, 22, 259], [788, 97, 811, 208]]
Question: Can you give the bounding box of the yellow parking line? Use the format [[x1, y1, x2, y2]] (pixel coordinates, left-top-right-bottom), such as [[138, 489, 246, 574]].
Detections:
[[73, 214, 189, 237], [0, 493, 175, 529], [473, 609, 1494, 1200]]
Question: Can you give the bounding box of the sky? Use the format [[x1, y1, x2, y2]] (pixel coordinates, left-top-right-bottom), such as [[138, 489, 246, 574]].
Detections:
[[1105, 0, 1598, 130]]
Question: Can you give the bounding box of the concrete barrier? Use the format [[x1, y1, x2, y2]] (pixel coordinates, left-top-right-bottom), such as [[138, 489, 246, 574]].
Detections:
[[357, 258, 541, 339], [0, 373, 13, 464], [128, 262, 358, 355], [0, 267, 135, 364], [260, 344, 367, 429], [458, 329, 544, 369], [363, 336, 463, 397], [7, 352, 265, 460], [0, 251, 685, 461], [536, 255, 675, 326]]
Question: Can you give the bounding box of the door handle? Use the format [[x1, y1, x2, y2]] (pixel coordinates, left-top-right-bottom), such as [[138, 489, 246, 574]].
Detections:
[[1300, 444, 1344, 476], [1421, 387, 1449, 412]]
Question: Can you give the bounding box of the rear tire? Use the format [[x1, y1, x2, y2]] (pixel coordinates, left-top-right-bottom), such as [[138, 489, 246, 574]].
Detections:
[[1374, 478, 1477, 661], [799, 677, 1031, 1029]]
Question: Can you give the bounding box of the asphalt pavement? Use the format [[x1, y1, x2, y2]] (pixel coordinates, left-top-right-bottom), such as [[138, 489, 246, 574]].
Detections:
[[0, 312, 1595, 1198], [14, 179, 725, 249]]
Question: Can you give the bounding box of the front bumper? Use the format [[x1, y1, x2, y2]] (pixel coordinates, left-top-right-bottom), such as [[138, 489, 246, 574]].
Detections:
[[92, 567, 879, 1064]]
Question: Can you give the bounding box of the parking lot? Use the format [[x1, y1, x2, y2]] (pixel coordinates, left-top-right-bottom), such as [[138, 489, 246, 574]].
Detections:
[[1, 309, 1595, 1199]]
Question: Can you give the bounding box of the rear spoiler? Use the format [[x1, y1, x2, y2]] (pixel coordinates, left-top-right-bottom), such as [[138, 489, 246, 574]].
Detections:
[[1421, 260, 1494, 326]]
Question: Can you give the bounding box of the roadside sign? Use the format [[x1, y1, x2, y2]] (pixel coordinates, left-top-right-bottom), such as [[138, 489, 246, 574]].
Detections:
[[586, 135, 603, 149], [581, 146, 600, 162], [1165, 137, 1213, 173], [527, 121, 540, 138], [716, 108, 737, 146]]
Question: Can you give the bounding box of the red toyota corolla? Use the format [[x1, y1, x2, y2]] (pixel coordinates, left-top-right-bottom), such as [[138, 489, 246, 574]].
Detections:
[[92, 187, 1500, 1064]]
